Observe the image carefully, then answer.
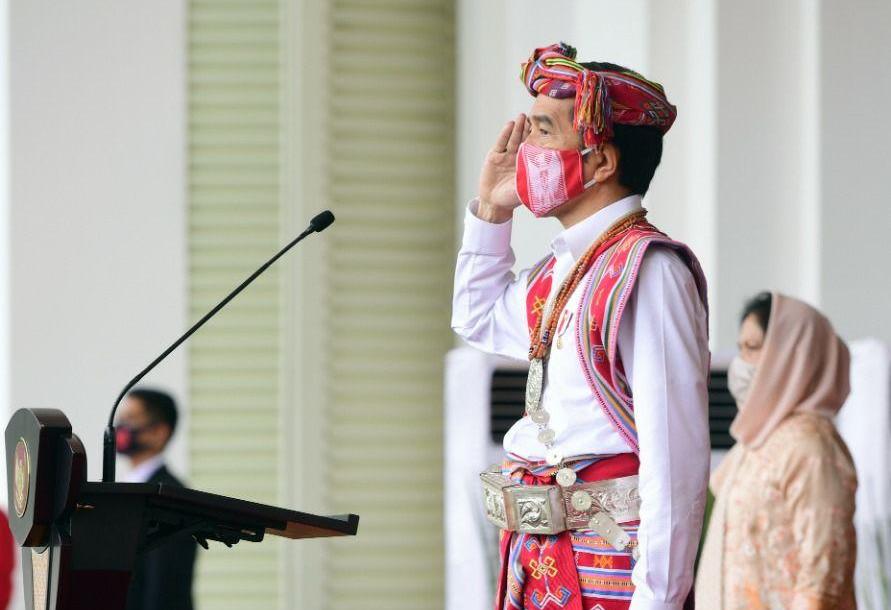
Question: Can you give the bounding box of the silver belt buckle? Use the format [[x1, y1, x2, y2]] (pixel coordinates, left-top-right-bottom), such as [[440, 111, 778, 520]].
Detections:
[[479, 467, 566, 534], [562, 474, 641, 529], [480, 467, 514, 530], [505, 485, 565, 535]]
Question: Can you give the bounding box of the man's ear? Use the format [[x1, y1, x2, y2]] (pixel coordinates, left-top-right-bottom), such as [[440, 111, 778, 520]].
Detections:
[[585, 142, 620, 184]]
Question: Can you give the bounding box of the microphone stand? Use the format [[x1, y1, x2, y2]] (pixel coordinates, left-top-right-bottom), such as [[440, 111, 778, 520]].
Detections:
[[102, 211, 335, 482]]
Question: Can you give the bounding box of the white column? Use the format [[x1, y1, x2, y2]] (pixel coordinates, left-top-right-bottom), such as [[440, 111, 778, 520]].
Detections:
[[712, 0, 821, 349], [281, 0, 328, 606], [647, 0, 719, 346], [819, 0, 891, 345], [8, 0, 188, 481]]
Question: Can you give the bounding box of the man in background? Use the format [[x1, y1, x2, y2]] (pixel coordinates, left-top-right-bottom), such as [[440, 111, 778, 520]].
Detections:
[[117, 388, 196, 610]]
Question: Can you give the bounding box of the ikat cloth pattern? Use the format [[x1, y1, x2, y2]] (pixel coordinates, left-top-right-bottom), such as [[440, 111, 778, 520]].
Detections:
[[525, 222, 708, 454], [495, 454, 640, 610], [519, 42, 677, 147]]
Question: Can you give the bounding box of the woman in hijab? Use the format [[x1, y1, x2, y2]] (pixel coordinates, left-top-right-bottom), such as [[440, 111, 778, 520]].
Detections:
[[696, 292, 858, 610]]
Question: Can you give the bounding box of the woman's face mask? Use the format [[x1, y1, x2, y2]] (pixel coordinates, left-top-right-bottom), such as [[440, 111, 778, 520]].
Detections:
[[731, 313, 767, 408], [728, 355, 757, 409], [515, 142, 596, 217]]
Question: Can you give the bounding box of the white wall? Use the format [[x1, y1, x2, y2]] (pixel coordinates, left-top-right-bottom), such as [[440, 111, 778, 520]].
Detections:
[[7, 0, 188, 488], [643, 0, 719, 343], [820, 0, 891, 345], [713, 0, 820, 347], [0, 0, 10, 506]]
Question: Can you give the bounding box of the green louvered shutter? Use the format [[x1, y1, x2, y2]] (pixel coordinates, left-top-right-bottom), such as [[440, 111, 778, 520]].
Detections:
[[188, 0, 282, 608], [322, 2, 455, 609]]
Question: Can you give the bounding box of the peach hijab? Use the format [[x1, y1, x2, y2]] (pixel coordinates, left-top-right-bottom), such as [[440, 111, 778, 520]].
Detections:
[[730, 293, 851, 448]]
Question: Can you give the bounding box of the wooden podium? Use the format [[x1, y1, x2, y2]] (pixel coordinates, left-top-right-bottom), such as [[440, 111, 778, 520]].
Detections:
[[5, 408, 359, 610]]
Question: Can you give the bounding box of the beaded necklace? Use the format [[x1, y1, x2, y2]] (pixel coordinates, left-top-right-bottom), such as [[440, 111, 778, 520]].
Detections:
[[524, 209, 647, 487]]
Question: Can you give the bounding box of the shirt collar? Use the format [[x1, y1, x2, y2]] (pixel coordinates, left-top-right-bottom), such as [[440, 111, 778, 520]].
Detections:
[[123, 454, 165, 484], [550, 195, 643, 261]]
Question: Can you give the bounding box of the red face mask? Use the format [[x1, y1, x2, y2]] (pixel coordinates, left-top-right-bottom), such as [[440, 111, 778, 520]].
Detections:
[[115, 424, 152, 456], [515, 142, 596, 217]]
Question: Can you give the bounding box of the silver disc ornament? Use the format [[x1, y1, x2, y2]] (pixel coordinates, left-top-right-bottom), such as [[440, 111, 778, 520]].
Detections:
[[556, 468, 577, 487]]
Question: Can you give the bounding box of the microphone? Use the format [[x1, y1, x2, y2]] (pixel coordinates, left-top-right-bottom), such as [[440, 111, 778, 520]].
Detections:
[[310, 210, 335, 232], [102, 210, 336, 482]]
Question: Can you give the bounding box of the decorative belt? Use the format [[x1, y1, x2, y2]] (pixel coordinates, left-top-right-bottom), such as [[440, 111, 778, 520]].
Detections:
[[480, 466, 641, 557]]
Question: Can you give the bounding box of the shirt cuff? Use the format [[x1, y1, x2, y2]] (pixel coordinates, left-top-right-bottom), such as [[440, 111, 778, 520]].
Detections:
[[628, 598, 683, 610], [462, 198, 513, 256]]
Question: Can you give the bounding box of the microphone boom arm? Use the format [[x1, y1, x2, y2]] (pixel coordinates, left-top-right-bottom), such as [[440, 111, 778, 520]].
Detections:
[[102, 211, 335, 482]]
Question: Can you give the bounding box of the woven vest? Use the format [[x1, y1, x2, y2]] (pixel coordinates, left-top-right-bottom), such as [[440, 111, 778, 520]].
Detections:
[[525, 223, 708, 454]]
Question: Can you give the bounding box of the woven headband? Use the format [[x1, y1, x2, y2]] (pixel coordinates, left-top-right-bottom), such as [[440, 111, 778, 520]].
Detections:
[[520, 42, 677, 147]]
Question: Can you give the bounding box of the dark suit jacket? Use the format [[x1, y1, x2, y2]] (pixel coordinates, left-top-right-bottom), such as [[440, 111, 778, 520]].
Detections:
[[125, 465, 197, 610]]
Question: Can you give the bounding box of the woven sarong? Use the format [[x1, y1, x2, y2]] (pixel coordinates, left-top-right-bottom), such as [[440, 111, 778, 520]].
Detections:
[[495, 454, 640, 610]]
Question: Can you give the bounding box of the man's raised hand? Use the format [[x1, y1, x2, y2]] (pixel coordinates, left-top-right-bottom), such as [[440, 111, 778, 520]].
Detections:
[[477, 113, 529, 223]]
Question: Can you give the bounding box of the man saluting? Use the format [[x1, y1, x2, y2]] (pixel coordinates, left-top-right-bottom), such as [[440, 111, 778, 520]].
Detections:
[[452, 43, 710, 610]]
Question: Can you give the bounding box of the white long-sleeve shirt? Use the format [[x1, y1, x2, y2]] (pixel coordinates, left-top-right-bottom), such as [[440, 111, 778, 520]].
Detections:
[[451, 195, 710, 610], [122, 455, 165, 483]]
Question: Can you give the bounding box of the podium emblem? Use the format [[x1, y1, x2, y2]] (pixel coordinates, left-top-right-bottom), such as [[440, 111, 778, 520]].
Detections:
[[13, 438, 30, 518]]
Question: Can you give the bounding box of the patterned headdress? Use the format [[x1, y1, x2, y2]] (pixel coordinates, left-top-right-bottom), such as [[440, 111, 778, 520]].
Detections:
[[520, 42, 677, 147]]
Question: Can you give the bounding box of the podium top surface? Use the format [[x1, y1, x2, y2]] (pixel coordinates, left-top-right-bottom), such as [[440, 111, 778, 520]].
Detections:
[[80, 482, 359, 540]]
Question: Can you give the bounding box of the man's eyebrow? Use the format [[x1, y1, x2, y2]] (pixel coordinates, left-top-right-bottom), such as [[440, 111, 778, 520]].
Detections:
[[530, 114, 555, 128]]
